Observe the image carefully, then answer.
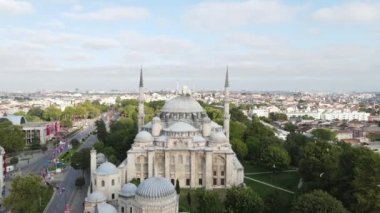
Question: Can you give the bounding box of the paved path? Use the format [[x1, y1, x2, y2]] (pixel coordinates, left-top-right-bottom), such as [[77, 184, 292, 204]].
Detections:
[[245, 169, 298, 175], [244, 176, 295, 194]]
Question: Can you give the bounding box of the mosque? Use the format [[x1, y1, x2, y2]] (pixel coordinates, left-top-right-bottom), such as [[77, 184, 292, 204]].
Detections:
[[85, 70, 244, 213]]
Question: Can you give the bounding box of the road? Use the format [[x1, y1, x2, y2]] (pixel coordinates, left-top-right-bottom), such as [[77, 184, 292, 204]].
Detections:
[[45, 127, 97, 213]]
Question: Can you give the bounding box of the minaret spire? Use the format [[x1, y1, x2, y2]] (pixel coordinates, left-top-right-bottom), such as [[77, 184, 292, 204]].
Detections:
[[139, 66, 143, 87], [225, 66, 229, 87], [224, 66, 230, 140], [138, 67, 145, 132]]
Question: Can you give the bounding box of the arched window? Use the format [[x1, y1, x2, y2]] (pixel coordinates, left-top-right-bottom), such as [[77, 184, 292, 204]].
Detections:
[[121, 207, 124, 213], [112, 193, 115, 199], [112, 179, 115, 186], [101, 180, 105, 187], [130, 207, 133, 213]]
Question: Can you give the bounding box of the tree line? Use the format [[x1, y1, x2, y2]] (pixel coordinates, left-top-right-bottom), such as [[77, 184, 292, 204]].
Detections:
[[14, 100, 108, 127]]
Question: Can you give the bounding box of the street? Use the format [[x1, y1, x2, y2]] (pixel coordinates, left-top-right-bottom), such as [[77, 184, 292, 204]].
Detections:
[[44, 127, 98, 213]]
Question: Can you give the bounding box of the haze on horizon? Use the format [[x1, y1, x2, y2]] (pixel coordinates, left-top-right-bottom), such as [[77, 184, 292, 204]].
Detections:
[[0, 0, 379, 92]]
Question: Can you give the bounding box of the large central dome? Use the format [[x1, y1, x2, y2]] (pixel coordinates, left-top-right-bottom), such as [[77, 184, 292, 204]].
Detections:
[[161, 95, 204, 113]]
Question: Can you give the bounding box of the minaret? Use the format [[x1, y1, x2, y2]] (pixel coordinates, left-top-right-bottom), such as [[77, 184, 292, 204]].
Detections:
[[138, 68, 145, 132], [90, 148, 96, 192], [223, 67, 230, 140]]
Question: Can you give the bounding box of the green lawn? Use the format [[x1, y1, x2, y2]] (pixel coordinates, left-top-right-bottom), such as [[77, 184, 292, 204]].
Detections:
[[245, 178, 295, 213], [247, 172, 300, 191], [243, 161, 300, 212], [243, 161, 272, 173]]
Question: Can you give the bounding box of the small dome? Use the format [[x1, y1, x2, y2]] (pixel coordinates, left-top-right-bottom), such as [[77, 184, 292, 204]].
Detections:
[[135, 131, 154, 142], [95, 162, 118, 175], [91, 202, 118, 213], [152, 117, 161, 122], [86, 191, 106, 203], [210, 131, 228, 143], [165, 122, 197, 132], [120, 183, 137, 198], [96, 153, 106, 164], [136, 176, 176, 199], [161, 96, 204, 113]]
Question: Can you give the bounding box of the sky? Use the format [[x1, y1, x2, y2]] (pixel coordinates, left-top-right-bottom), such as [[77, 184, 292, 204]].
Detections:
[[0, 0, 379, 92]]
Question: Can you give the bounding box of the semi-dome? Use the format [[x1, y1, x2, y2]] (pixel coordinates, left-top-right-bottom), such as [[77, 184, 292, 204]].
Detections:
[[135, 131, 154, 142], [91, 202, 118, 213], [193, 135, 206, 142], [161, 95, 204, 113], [136, 176, 176, 199], [95, 162, 118, 175], [210, 131, 228, 143], [86, 191, 106, 203], [119, 183, 137, 198], [165, 122, 198, 132]]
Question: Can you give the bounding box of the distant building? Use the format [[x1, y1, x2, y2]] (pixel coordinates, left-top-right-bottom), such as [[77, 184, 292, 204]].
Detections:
[[321, 111, 369, 121], [0, 114, 60, 145], [21, 121, 60, 145]]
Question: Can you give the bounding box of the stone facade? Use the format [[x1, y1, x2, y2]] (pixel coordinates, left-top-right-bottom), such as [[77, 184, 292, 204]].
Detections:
[[88, 70, 244, 213]]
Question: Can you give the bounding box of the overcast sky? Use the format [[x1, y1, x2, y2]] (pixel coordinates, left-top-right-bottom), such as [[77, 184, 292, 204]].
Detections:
[[0, 0, 379, 92]]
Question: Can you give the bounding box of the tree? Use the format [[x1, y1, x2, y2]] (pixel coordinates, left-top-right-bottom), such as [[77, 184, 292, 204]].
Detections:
[[298, 141, 341, 186], [311, 128, 336, 141], [350, 147, 380, 212], [284, 133, 310, 166], [71, 148, 91, 174], [70, 138, 80, 150], [0, 120, 25, 153], [292, 190, 347, 213], [269, 112, 287, 122], [231, 139, 248, 160], [224, 186, 264, 213], [27, 107, 44, 119], [283, 122, 297, 133], [195, 188, 222, 213], [75, 176, 85, 188], [3, 175, 53, 213], [175, 179, 180, 194], [95, 120, 108, 142], [10, 156, 19, 165], [262, 145, 291, 171], [42, 105, 61, 121]]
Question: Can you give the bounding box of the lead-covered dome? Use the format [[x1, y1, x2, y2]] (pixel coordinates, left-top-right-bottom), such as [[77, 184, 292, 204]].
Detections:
[[165, 122, 198, 132], [95, 162, 118, 175], [119, 183, 137, 198], [136, 176, 176, 199], [135, 131, 154, 142], [91, 202, 118, 213], [161, 95, 204, 113], [210, 131, 228, 143], [86, 191, 106, 203]]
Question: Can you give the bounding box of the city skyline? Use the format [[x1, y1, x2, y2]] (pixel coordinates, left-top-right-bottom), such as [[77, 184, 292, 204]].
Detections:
[[1, 0, 380, 92]]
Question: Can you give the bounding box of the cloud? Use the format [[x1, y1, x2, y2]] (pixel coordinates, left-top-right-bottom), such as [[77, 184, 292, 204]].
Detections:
[[37, 20, 65, 29], [184, 0, 299, 30], [64, 6, 150, 21], [0, 0, 33, 15], [312, 2, 380, 24], [82, 38, 119, 49]]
